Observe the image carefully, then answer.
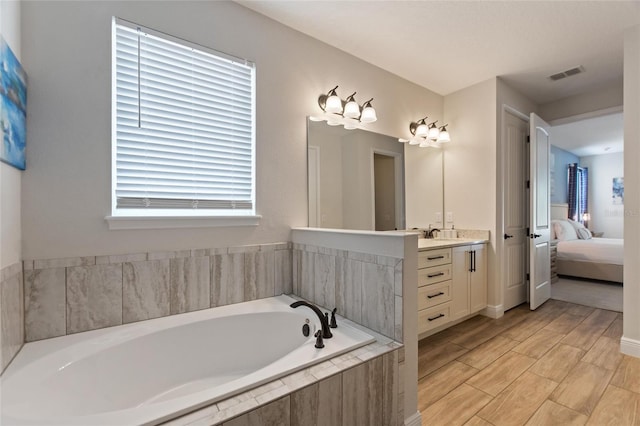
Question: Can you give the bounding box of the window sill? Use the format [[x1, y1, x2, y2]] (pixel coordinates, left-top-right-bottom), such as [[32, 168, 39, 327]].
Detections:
[[105, 215, 262, 230]]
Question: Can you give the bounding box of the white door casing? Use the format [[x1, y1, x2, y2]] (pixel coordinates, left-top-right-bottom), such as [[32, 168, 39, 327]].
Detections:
[[529, 113, 552, 310], [503, 111, 529, 310]]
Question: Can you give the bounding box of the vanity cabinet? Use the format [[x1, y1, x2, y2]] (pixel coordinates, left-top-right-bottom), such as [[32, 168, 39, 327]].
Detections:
[[451, 244, 487, 320], [418, 242, 488, 337], [417, 248, 453, 334]]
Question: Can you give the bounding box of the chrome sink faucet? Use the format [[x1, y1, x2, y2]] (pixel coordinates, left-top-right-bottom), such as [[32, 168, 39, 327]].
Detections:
[[290, 301, 333, 338]]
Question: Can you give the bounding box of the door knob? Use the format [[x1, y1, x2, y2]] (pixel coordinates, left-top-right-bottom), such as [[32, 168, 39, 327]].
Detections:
[[530, 233, 542, 238], [504, 233, 514, 239]]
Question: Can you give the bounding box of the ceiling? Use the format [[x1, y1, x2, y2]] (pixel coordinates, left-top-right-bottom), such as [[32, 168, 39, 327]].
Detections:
[[237, 0, 640, 105], [550, 111, 624, 157]]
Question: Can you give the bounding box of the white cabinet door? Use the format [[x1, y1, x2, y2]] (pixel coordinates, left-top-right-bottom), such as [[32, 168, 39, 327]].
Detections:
[[451, 245, 470, 320], [470, 244, 488, 313]]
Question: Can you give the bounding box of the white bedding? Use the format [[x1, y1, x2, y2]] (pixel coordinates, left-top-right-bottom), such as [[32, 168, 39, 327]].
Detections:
[[557, 238, 624, 265]]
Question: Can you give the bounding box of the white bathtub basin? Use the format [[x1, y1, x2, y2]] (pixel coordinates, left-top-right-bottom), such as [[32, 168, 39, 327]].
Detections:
[[1, 295, 374, 425]]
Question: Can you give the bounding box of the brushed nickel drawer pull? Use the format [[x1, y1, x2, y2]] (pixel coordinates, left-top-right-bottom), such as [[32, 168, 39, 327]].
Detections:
[[427, 255, 445, 260], [428, 313, 445, 321], [427, 272, 445, 278], [427, 292, 445, 299]]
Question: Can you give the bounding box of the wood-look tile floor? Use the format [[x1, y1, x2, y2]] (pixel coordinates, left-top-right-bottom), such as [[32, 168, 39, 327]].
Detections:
[[418, 299, 639, 426]]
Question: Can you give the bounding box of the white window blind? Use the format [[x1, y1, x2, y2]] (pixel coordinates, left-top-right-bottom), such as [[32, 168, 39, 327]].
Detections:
[[112, 18, 255, 214]]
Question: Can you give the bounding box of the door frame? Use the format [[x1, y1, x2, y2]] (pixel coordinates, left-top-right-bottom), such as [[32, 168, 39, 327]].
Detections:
[[497, 105, 530, 316], [370, 148, 405, 230]]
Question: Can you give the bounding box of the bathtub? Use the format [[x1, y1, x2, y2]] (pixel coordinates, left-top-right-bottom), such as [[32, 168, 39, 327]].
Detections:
[[1, 295, 374, 425]]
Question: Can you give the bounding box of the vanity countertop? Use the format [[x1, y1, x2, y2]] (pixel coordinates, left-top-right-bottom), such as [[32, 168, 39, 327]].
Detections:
[[418, 238, 488, 250]]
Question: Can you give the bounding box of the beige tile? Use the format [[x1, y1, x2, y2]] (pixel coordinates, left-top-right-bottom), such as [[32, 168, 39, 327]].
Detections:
[[418, 361, 479, 410], [550, 361, 614, 416], [244, 251, 275, 301], [383, 350, 399, 426], [224, 396, 290, 426], [477, 371, 557, 426], [342, 356, 383, 426], [361, 262, 395, 338], [1, 271, 24, 373], [211, 253, 245, 307], [170, 256, 210, 314], [418, 341, 469, 378], [543, 313, 585, 334], [581, 336, 623, 371], [602, 316, 623, 339], [451, 321, 507, 350], [66, 264, 123, 334], [291, 374, 341, 426], [122, 260, 170, 323], [525, 399, 588, 426], [586, 385, 640, 426], [466, 351, 536, 396], [560, 310, 616, 352], [512, 328, 564, 359], [565, 304, 596, 317], [24, 268, 66, 341], [464, 417, 493, 426], [458, 336, 519, 369], [611, 355, 640, 394], [529, 344, 585, 383], [501, 318, 548, 342], [420, 384, 492, 426]]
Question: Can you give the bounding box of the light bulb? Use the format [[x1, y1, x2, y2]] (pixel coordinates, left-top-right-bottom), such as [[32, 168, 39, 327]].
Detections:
[[343, 118, 359, 130], [343, 101, 360, 119], [325, 94, 343, 114], [437, 126, 450, 143], [428, 122, 440, 140], [415, 123, 428, 137], [360, 99, 377, 123], [409, 137, 422, 145]]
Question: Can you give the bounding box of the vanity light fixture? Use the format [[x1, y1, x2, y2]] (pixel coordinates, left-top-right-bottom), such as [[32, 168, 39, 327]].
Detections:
[[436, 125, 450, 143], [401, 117, 451, 147], [314, 85, 378, 130]]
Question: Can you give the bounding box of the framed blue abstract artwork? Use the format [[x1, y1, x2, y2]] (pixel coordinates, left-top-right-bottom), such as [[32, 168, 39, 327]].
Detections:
[[1, 35, 27, 170]]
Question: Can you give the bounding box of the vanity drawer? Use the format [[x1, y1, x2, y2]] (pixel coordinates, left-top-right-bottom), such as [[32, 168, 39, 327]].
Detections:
[[418, 248, 452, 269], [418, 264, 452, 287], [418, 280, 451, 310], [418, 303, 451, 334]]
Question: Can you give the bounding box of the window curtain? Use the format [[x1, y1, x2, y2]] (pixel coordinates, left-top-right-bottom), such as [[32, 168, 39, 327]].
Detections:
[[567, 163, 588, 224]]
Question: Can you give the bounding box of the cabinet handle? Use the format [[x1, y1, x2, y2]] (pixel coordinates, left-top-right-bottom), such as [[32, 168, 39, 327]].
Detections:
[[428, 313, 445, 321], [427, 255, 445, 260], [468, 251, 473, 272], [427, 272, 445, 278], [472, 250, 476, 272], [427, 292, 445, 299]]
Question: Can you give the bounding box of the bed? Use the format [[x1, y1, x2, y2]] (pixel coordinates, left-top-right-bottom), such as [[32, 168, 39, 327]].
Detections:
[[550, 203, 623, 283]]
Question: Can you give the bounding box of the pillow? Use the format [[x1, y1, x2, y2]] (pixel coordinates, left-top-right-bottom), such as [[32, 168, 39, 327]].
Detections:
[[553, 220, 578, 241], [567, 219, 593, 240], [576, 227, 593, 240]]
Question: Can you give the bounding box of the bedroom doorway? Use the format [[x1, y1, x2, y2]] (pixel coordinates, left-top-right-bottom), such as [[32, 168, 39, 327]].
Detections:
[[547, 109, 624, 313]]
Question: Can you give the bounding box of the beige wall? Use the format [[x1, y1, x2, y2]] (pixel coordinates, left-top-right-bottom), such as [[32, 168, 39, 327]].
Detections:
[[623, 25, 640, 356], [579, 152, 624, 239], [21, 1, 443, 260], [539, 80, 623, 123], [443, 78, 498, 307], [0, 0, 21, 269]]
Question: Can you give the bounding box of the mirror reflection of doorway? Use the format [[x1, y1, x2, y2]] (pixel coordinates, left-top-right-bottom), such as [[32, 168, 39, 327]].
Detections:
[[373, 153, 397, 231]]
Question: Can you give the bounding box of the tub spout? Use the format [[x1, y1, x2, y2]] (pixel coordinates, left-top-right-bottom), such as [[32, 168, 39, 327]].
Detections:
[[290, 301, 333, 339]]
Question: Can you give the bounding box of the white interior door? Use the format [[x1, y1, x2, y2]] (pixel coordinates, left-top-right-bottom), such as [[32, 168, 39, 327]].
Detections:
[[529, 113, 551, 310], [503, 111, 529, 310]]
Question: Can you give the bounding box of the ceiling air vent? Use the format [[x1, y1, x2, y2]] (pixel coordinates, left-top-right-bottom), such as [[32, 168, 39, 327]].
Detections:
[[548, 66, 585, 81]]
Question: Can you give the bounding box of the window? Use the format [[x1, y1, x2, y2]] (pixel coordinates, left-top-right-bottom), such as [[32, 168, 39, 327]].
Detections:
[[110, 18, 256, 225]]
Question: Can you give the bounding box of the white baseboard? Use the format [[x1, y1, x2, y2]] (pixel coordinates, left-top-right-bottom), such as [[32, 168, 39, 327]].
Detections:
[[404, 411, 422, 426], [621, 336, 640, 358], [482, 304, 504, 319]]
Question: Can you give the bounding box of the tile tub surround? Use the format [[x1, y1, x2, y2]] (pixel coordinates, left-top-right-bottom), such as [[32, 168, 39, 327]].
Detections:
[[164, 338, 403, 426], [23, 243, 292, 342], [0, 262, 24, 374], [290, 228, 420, 426], [292, 243, 401, 341]]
